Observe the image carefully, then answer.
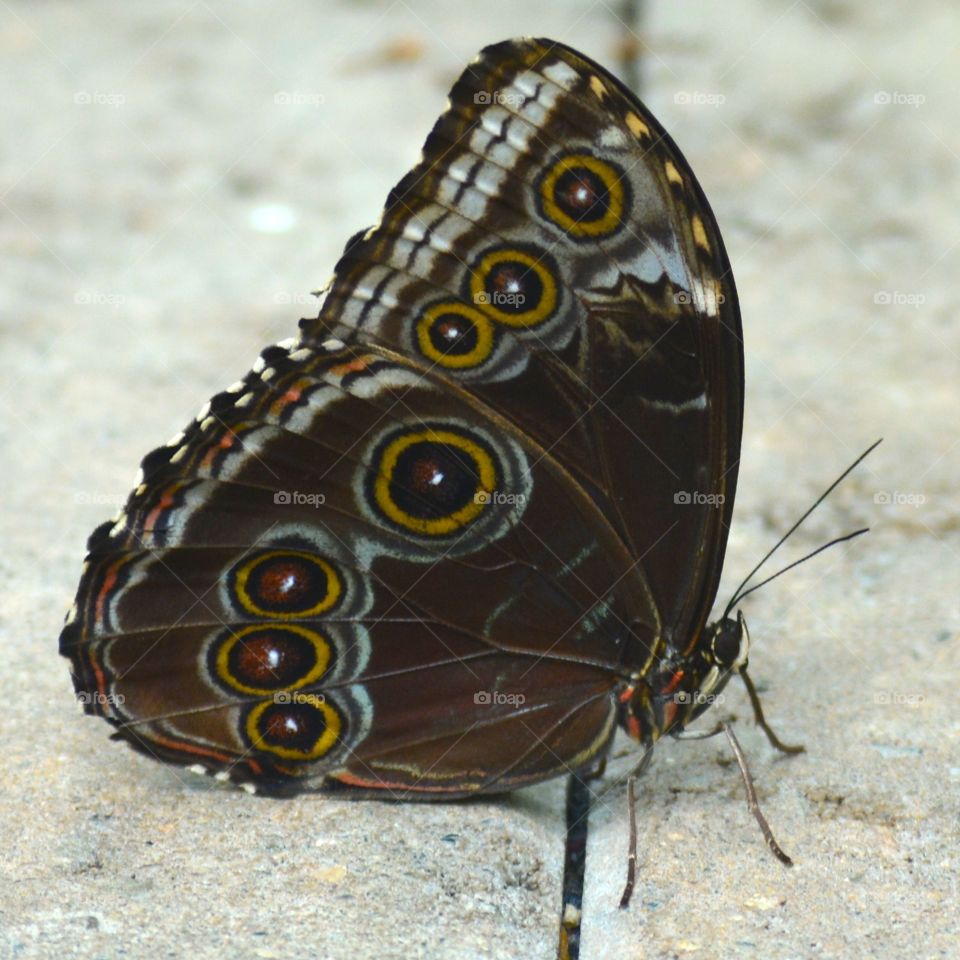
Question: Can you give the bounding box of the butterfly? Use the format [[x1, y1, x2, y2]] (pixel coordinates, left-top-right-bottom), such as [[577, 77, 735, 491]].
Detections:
[[61, 39, 794, 895]]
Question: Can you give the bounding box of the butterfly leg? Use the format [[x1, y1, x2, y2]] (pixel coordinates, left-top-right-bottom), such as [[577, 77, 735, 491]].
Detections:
[[740, 669, 806, 754], [722, 720, 793, 866], [619, 738, 655, 909]]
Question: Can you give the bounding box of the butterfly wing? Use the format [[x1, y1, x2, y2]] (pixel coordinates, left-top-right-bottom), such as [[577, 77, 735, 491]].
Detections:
[[61, 38, 742, 793], [60, 339, 645, 793], [304, 38, 743, 665]]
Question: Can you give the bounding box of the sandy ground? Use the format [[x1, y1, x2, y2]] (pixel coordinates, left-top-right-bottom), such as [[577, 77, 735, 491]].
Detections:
[[2, 1, 957, 958]]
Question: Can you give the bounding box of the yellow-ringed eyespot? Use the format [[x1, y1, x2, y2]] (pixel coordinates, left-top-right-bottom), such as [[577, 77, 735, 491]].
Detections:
[[537, 153, 628, 239], [469, 247, 558, 328], [210, 624, 331, 695], [230, 550, 341, 619], [416, 302, 496, 369], [244, 695, 340, 760], [369, 425, 498, 536]]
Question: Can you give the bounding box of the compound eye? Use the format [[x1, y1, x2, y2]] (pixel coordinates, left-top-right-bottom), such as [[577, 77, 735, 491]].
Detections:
[[712, 615, 747, 670]]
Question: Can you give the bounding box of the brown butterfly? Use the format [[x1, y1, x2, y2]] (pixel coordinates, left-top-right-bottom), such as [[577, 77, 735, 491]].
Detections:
[[62, 37, 827, 910]]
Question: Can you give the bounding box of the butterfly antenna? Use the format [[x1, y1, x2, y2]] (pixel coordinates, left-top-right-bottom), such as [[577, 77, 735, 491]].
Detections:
[[723, 439, 881, 618], [729, 527, 869, 609]]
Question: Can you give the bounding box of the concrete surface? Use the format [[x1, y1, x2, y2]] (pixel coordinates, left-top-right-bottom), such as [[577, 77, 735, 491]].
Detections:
[[2, 2, 957, 958]]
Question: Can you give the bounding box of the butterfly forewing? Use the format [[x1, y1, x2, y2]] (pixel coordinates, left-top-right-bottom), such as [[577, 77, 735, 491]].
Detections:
[[304, 37, 743, 662]]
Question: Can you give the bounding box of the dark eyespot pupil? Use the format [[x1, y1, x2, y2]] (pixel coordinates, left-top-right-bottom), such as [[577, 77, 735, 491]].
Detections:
[[254, 561, 311, 605], [430, 315, 478, 355], [255, 703, 328, 752], [493, 267, 519, 293], [412, 458, 443, 490], [390, 442, 480, 519], [562, 174, 597, 206], [555, 167, 610, 222], [485, 261, 543, 314], [268, 712, 301, 738], [238, 554, 334, 615], [230, 631, 315, 687], [438, 320, 461, 341]]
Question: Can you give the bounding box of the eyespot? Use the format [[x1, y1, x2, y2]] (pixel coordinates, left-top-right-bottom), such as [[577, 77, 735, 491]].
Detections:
[[244, 696, 341, 760], [538, 153, 628, 239], [211, 625, 331, 695], [230, 550, 341, 619], [416, 302, 496, 368], [469, 247, 559, 328], [368, 425, 497, 536]]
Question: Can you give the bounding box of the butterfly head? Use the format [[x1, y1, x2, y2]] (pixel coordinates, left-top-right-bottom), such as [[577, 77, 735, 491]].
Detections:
[[621, 611, 751, 744], [707, 610, 751, 677], [672, 610, 750, 729]]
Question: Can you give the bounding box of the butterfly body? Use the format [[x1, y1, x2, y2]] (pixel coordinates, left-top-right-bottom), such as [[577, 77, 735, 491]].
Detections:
[[61, 38, 745, 799]]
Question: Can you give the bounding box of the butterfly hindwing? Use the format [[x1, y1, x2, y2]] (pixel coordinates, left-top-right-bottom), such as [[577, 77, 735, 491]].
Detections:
[[61, 338, 645, 792]]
